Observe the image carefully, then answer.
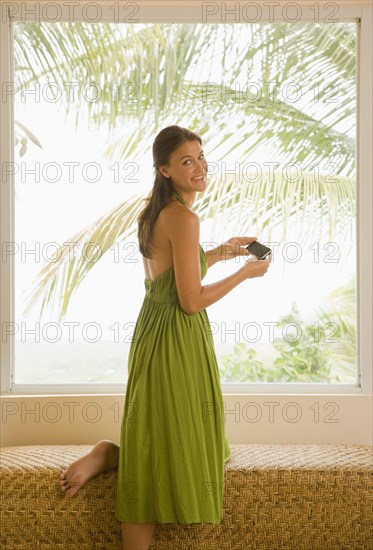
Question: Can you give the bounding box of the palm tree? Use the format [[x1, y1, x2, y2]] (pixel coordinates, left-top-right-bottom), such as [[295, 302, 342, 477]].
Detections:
[[14, 20, 356, 321]]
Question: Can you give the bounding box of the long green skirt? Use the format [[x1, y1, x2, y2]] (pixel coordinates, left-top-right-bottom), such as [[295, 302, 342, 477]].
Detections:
[[115, 244, 231, 524]]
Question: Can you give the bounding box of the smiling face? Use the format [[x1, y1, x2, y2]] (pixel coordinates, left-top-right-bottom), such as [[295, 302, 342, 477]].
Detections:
[[158, 140, 208, 196]]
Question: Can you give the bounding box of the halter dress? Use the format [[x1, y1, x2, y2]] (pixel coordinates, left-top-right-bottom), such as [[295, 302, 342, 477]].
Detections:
[[115, 190, 231, 524]]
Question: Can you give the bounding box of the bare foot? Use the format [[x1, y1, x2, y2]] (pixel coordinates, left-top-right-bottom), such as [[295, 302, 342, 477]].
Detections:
[[59, 440, 119, 498]]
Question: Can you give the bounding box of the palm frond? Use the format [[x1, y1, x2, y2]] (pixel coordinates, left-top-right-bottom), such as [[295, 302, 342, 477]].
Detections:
[[14, 22, 356, 174], [15, 20, 358, 322], [22, 170, 354, 321], [22, 193, 143, 322], [14, 120, 43, 158]]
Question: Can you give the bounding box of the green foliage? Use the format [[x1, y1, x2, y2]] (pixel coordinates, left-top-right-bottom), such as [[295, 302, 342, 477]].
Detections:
[[220, 279, 357, 384], [316, 276, 357, 378], [271, 302, 334, 382], [219, 345, 269, 382]]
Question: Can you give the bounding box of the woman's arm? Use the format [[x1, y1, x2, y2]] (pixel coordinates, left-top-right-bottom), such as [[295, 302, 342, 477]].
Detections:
[[169, 209, 269, 315], [205, 245, 222, 268]]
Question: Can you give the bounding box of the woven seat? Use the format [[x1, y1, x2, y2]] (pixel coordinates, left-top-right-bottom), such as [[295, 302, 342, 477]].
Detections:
[[1, 443, 372, 549]]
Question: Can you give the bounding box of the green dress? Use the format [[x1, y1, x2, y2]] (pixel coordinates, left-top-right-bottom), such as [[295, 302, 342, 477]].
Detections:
[[115, 191, 231, 524]]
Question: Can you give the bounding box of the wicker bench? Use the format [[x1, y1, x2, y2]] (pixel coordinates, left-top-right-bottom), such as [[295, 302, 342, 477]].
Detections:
[[1, 444, 372, 549]]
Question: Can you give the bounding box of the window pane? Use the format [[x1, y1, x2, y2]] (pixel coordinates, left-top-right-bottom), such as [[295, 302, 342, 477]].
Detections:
[[14, 21, 357, 385]]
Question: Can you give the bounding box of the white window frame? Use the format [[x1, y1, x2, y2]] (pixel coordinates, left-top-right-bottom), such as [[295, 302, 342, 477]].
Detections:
[[1, 1, 372, 406]]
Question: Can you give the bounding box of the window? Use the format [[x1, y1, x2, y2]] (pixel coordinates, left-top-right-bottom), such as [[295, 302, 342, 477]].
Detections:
[[1, 2, 372, 396]]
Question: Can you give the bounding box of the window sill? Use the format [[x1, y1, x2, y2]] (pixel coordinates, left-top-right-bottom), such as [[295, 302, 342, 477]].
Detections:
[[1, 392, 372, 447]]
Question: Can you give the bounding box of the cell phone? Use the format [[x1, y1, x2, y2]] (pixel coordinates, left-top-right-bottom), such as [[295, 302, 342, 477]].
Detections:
[[245, 240, 271, 260]]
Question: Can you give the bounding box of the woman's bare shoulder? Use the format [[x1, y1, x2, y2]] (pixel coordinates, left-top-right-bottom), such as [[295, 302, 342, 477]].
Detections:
[[166, 208, 199, 250], [161, 199, 198, 226]]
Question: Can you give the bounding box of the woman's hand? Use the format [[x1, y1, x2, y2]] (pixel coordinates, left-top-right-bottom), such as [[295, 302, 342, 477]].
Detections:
[[240, 253, 272, 279], [220, 236, 258, 261]]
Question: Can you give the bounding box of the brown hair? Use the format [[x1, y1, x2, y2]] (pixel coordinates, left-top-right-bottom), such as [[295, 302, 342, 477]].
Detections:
[[137, 125, 202, 258]]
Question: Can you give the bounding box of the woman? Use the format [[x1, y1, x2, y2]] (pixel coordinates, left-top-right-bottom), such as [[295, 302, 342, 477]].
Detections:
[[59, 125, 271, 550]]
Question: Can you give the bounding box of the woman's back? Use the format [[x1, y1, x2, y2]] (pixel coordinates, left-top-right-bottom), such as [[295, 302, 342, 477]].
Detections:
[[142, 197, 192, 282]]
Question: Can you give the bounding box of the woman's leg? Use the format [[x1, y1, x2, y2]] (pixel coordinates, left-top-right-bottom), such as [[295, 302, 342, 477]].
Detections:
[[121, 522, 155, 550], [59, 441, 156, 547], [59, 439, 119, 498]]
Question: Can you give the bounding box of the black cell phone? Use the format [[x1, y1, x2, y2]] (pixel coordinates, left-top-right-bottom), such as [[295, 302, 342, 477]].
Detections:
[[245, 241, 271, 260]]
